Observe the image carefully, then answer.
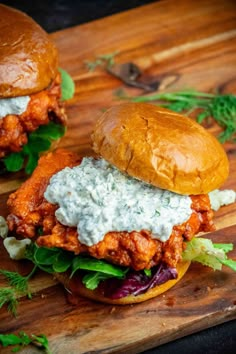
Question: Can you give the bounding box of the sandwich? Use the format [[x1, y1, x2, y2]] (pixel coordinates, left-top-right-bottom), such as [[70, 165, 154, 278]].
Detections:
[[0, 4, 73, 174], [5, 103, 236, 304]]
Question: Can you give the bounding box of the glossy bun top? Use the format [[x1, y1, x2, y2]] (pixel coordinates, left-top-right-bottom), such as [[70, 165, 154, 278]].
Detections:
[[92, 102, 229, 195], [0, 4, 58, 97]]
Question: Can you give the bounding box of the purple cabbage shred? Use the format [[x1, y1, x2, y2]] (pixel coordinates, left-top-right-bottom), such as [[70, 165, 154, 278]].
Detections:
[[108, 263, 178, 299]]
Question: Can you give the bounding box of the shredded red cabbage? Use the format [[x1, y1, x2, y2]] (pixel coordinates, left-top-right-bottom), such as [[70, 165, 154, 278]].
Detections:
[[106, 263, 178, 299]]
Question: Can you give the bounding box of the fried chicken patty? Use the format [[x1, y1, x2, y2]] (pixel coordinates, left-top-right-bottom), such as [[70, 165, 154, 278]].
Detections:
[[7, 150, 215, 271], [0, 73, 67, 158]]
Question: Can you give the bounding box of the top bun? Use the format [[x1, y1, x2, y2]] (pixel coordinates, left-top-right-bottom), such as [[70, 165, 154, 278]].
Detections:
[[0, 4, 58, 98], [92, 102, 229, 195]]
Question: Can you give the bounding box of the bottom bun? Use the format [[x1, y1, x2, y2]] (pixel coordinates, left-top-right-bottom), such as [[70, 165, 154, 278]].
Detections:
[[55, 261, 191, 305]]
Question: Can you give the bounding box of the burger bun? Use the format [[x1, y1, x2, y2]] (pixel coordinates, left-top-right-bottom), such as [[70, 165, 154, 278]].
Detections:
[[92, 103, 229, 195], [0, 4, 58, 98]]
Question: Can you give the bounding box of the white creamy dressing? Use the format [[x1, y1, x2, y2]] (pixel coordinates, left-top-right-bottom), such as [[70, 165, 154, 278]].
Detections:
[[44, 157, 192, 246], [209, 189, 236, 211], [0, 96, 30, 119]]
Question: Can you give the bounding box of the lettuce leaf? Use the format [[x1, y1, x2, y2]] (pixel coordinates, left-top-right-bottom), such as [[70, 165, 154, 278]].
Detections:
[[59, 68, 75, 101], [3, 122, 65, 174], [25, 244, 127, 285], [182, 237, 236, 271], [71, 256, 126, 278], [24, 236, 235, 295], [3, 153, 25, 172], [82, 272, 113, 290]]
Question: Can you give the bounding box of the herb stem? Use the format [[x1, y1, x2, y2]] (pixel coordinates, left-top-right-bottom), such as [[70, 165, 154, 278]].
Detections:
[[26, 264, 38, 281], [166, 90, 215, 98], [131, 93, 212, 104], [25, 264, 38, 299]]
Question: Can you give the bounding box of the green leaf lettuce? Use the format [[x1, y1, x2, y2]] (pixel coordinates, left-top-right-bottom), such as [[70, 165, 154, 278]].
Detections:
[[182, 237, 236, 271], [59, 68, 75, 100]]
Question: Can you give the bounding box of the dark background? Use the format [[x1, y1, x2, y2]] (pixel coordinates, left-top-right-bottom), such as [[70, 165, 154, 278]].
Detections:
[[1, 0, 156, 32], [1, 1, 236, 353]]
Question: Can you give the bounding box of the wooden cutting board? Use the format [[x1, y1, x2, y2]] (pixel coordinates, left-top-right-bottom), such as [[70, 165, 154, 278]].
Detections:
[[1, 0, 236, 353]]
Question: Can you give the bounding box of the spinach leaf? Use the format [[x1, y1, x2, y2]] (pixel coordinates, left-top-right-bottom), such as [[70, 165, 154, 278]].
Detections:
[[59, 68, 75, 100], [71, 256, 126, 278]]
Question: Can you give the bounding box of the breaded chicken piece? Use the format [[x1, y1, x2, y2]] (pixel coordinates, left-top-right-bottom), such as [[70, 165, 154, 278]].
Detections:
[[0, 73, 66, 158], [7, 150, 215, 271], [7, 149, 81, 237]]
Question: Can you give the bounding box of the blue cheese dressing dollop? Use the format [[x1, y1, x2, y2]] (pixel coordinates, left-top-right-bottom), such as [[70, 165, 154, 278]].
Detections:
[[0, 96, 30, 119], [44, 158, 192, 246]]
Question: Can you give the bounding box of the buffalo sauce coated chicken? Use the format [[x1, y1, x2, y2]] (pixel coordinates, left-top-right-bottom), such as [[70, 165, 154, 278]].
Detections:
[[0, 73, 66, 158], [7, 150, 215, 271]]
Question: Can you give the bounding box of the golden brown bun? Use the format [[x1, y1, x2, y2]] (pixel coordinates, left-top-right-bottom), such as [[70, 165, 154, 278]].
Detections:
[[0, 5, 58, 98], [92, 103, 229, 195], [55, 261, 190, 305]]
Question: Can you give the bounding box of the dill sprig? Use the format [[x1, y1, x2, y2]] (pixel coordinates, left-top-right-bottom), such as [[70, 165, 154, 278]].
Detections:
[[85, 51, 119, 71], [0, 266, 37, 298], [0, 288, 18, 317], [116, 89, 236, 143], [0, 332, 52, 354], [0, 265, 37, 316]]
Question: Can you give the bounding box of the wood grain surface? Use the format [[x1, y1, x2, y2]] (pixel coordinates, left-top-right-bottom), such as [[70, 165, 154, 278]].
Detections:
[[1, 0, 236, 353]]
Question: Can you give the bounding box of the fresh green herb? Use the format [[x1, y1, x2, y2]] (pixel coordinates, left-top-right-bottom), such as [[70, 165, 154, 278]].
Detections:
[[25, 244, 127, 290], [85, 58, 103, 71], [24, 153, 39, 175], [0, 266, 37, 298], [52, 252, 72, 273], [31, 122, 66, 140], [213, 243, 234, 253], [116, 90, 236, 143], [182, 237, 236, 271], [0, 332, 52, 354], [31, 334, 51, 353], [0, 270, 29, 298], [144, 269, 152, 277], [210, 95, 236, 143], [2, 235, 236, 314], [23, 236, 236, 298], [0, 288, 18, 317], [4, 153, 24, 174], [71, 256, 126, 278], [85, 51, 119, 71], [98, 52, 119, 68], [0, 332, 31, 351], [3, 122, 66, 174], [82, 272, 113, 290], [0, 265, 38, 315], [220, 258, 236, 271], [2, 153, 25, 173], [59, 68, 75, 100], [34, 247, 60, 266]]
